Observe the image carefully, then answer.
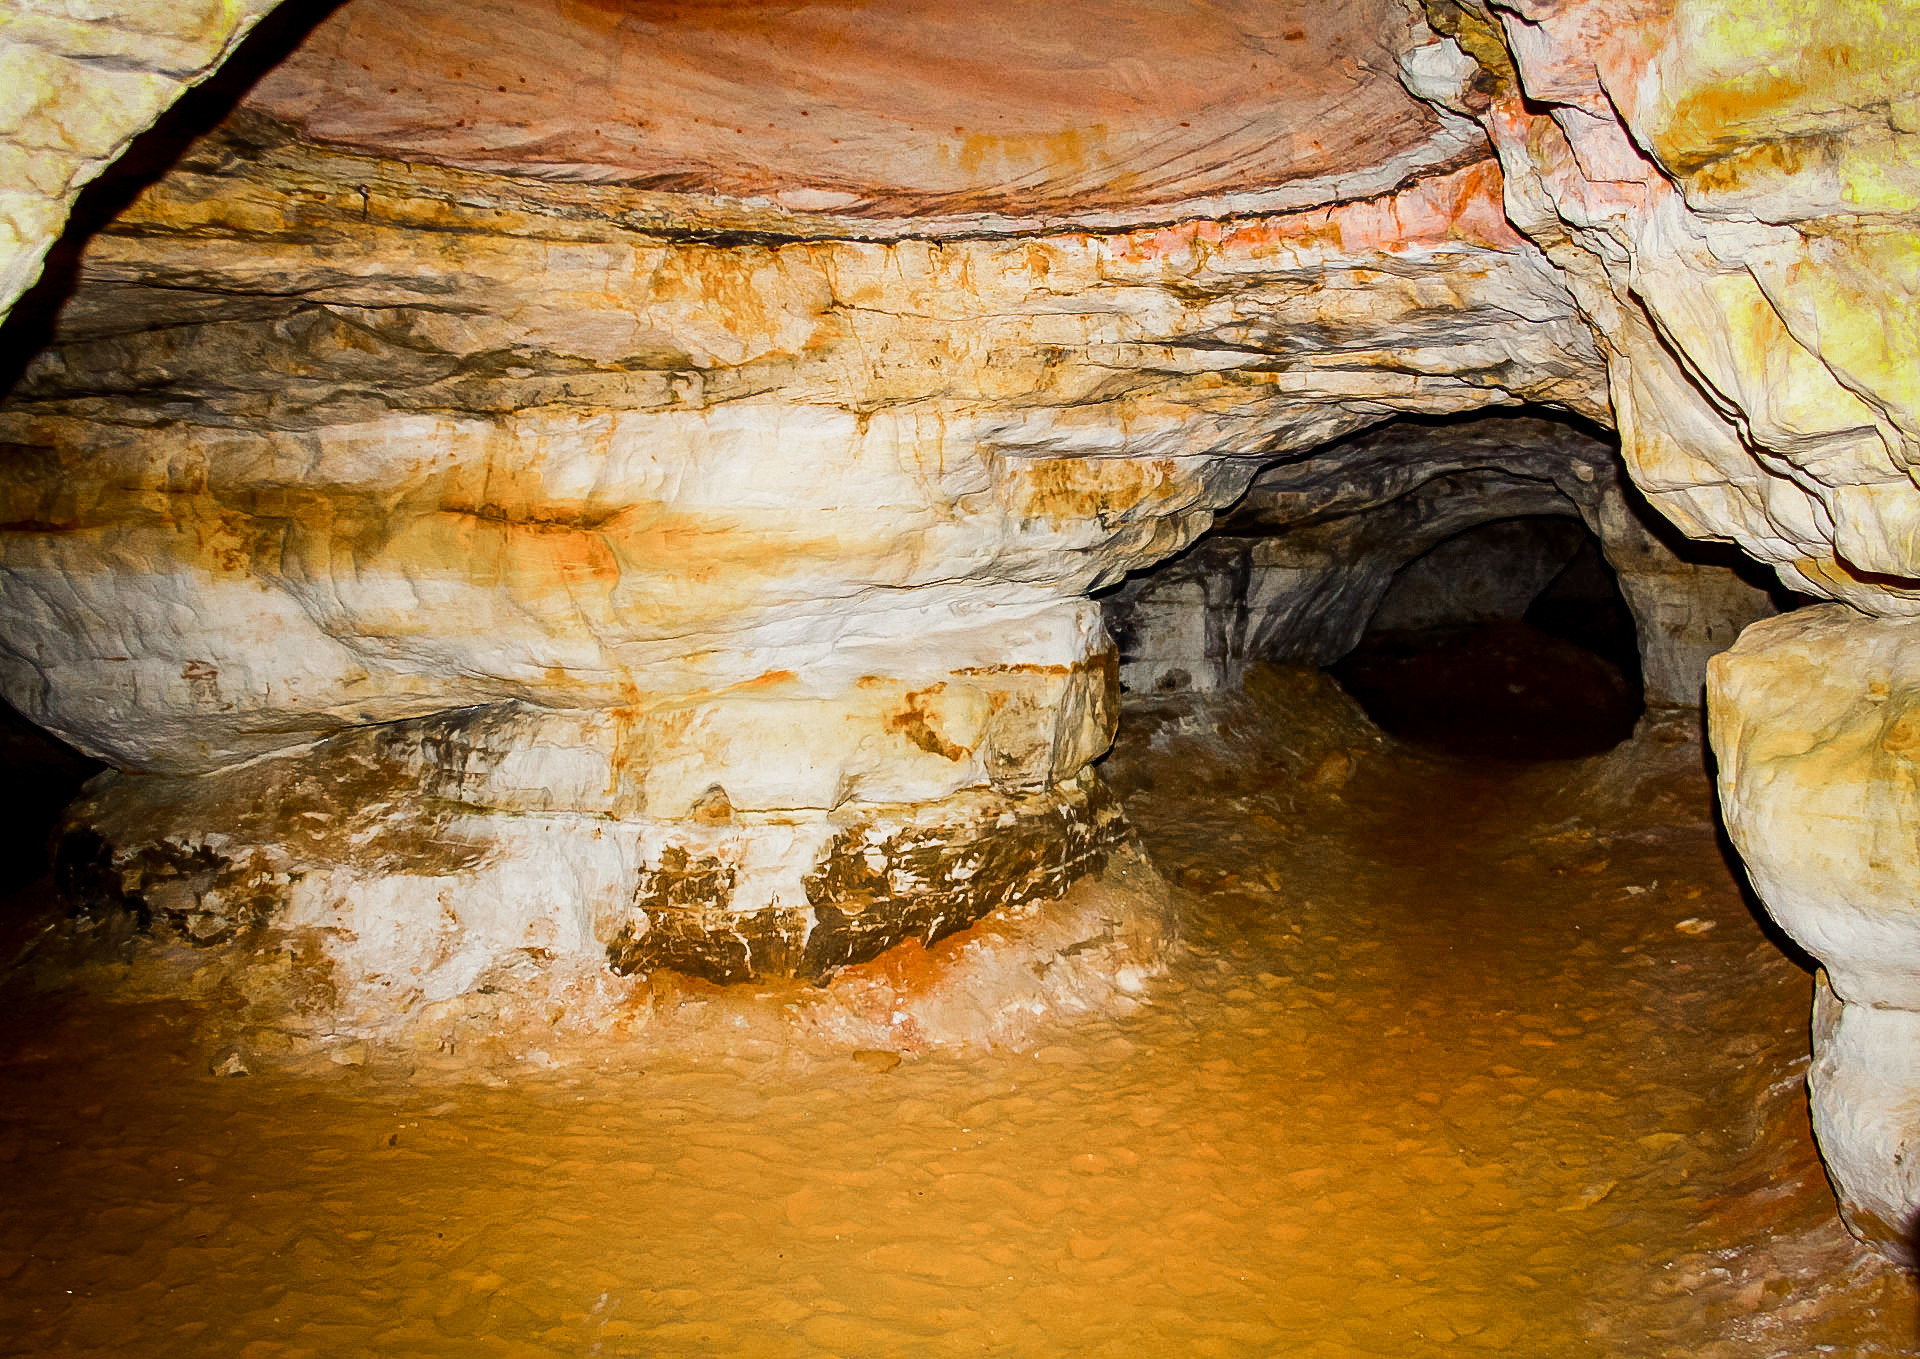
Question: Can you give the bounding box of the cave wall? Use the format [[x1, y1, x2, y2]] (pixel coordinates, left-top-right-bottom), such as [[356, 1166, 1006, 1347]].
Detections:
[[1365, 517, 1587, 633], [1416, 0, 1920, 615], [0, 0, 1608, 1008]]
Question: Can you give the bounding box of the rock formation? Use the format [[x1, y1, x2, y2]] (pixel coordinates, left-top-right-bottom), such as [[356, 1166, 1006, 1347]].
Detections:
[[1103, 413, 1775, 705], [1, 0, 1919, 1263], [0, 0, 1597, 1009], [0, 0, 281, 317]]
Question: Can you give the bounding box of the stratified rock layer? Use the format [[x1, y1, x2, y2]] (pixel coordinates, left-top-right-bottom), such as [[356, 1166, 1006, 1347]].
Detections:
[[5, 0, 1920, 1270], [1417, 0, 1920, 612], [242, 0, 1477, 230], [0, 0, 1604, 997]]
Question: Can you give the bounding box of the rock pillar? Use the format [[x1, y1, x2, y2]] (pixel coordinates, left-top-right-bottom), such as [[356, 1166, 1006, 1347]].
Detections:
[[1709, 606, 1920, 1265]]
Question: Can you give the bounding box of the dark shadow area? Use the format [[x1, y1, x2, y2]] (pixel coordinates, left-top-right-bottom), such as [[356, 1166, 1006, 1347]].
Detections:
[[0, 0, 346, 398], [1332, 618, 1641, 761], [1331, 516, 1644, 761], [1524, 532, 1641, 680], [0, 703, 102, 899]]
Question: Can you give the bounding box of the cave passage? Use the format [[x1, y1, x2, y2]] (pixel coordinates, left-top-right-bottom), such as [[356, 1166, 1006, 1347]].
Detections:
[[0, 671, 1910, 1353], [2, 0, 1918, 1336], [1331, 519, 1645, 761]]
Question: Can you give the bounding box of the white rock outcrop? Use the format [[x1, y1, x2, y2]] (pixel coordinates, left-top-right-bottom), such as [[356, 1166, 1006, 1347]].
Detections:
[[1711, 609, 1920, 1262], [0, 0, 282, 317]]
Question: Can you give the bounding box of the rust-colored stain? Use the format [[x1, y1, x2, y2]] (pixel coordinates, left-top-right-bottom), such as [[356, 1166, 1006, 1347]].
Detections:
[[0, 441, 870, 668], [239, 0, 1445, 221], [1114, 159, 1520, 267], [954, 655, 1110, 679], [732, 669, 797, 691], [951, 126, 1106, 179], [686, 784, 734, 825], [885, 684, 969, 761], [1009, 456, 1181, 522], [602, 781, 1127, 985], [1684, 132, 1816, 197]]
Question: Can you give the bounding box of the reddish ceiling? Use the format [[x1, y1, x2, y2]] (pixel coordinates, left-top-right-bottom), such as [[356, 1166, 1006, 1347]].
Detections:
[[244, 0, 1450, 222]]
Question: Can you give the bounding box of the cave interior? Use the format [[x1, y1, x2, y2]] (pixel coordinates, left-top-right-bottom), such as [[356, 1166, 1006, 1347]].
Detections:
[[0, 0, 1918, 1350]]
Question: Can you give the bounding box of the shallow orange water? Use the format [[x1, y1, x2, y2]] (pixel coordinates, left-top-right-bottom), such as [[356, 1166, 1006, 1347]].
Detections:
[[0, 704, 1914, 1357]]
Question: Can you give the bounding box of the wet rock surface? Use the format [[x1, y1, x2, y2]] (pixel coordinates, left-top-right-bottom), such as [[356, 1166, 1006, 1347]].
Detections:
[[0, 670, 1911, 1355], [0, 8, 1590, 998], [2, 0, 1919, 1286]]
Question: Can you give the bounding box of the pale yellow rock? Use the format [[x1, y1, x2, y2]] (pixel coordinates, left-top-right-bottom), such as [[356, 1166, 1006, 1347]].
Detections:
[[0, 0, 284, 314], [1710, 606, 1920, 1263], [1445, 0, 1920, 612]]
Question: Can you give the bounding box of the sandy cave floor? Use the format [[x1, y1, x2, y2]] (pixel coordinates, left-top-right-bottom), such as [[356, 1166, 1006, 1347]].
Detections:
[[0, 671, 1915, 1356]]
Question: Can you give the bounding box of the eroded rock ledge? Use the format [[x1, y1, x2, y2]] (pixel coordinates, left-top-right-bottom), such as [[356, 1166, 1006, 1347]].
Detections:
[[0, 0, 1604, 1007], [1103, 414, 1776, 706]]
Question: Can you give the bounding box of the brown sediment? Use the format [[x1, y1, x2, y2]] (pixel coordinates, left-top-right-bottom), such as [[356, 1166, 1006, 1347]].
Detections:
[[605, 779, 1128, 985], [799, 778, 1126, 978]]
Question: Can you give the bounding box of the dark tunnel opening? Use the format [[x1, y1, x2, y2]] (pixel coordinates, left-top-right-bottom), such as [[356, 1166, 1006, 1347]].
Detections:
[[1329, 516, 1645, 762]]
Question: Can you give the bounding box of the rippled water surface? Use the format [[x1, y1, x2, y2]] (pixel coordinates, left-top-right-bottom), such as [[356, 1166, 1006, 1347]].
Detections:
[[0, 691, 1913, 1356]]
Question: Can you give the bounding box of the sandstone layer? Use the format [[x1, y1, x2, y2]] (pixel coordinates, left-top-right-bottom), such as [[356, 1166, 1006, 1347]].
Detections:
[[1417, 0, 1920, 614], [0, 1, 1603, 1000]]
